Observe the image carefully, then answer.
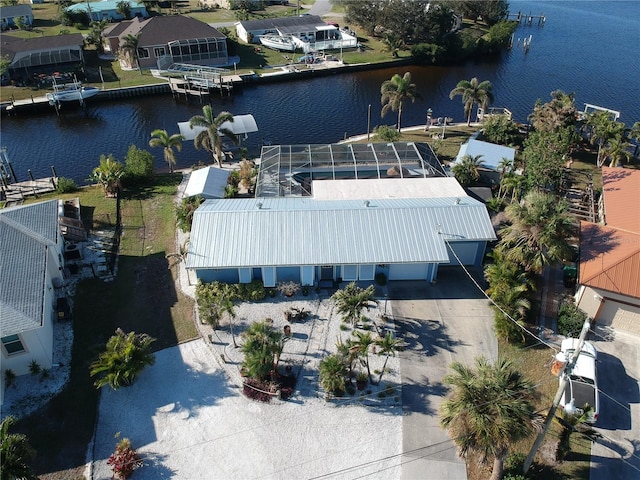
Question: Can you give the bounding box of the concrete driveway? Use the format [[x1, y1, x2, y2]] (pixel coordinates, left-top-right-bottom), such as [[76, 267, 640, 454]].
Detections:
[[590, 330, 640, 479], [388, 267, 497, 480]]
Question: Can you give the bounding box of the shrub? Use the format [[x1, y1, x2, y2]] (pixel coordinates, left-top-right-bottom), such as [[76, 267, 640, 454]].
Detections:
[[175, 194, 204, 232], [277, 281, 300, 297], [29, 360, 41, 375], [124, 144, 154, 183], [236, 280, 266, 301], [557, 300, 588, 337], [373, 124, 400, 142], [107, 437, 143, 479], [56, 177, 78, 193], [411, 43, 445, 64]]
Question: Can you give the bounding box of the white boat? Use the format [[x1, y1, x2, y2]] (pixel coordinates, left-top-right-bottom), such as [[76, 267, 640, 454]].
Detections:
[[259, 34, 296, 52], [47, 82, 100, 104]]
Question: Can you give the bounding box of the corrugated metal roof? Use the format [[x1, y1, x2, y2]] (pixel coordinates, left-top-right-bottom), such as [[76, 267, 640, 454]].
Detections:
[[0, 200, 59, 335], [186, 197, 495, 269]]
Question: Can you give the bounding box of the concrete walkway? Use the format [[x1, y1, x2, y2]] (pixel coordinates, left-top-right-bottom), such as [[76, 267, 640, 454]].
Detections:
[[388, 268, 497, 480]]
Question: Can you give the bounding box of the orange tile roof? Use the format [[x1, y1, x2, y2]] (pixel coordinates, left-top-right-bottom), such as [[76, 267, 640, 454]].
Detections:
[[601, 167, 640, 233], [579, 221, 640, 297]]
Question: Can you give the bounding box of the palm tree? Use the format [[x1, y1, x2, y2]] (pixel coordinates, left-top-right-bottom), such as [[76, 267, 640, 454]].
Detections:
[[318, 354, 347, 398], [188, 105, 238, 167], [1, 416, 37, 480], [449, 77, 494, 126], [89, 154, 125, 197], [374, 332, 405, 384], [176, 194, 204, 232], [149, 129, 183, 174], [331, 282, 378, 327], [351, 330, 374, 381], [119, 33, 140, 70], [380, 72, 422, 132], [601, 135, 632, 167], [529, 90, 577, 133], [499, 190, 576, 273], [90, 328, 156, 390], [241, 320, 286, 381], [452, 154, 485, 186], [382, 32, 404, 58], [440, 357, 541, 480]]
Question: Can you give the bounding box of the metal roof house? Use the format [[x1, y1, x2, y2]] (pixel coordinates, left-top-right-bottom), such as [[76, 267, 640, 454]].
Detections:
[[66, 0, 148, 22], [0, 200, 65, 405], [185, 142, 496, 287], [575, 167, 640, 335]]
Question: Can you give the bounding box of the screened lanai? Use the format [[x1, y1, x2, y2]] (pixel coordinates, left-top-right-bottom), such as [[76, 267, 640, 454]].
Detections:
[[255, 142, 446, 197]]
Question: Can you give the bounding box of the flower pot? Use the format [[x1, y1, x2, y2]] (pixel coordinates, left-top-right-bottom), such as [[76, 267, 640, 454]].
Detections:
[[284, 325, 292, 336], [356, 380, 367, 391]]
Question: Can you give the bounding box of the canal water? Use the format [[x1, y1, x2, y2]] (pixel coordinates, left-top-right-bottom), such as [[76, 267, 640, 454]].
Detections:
[[1, 0, 638, 185]]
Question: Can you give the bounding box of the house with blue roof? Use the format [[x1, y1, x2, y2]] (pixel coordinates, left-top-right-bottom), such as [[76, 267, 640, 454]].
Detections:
[[0, 200, 66, 405], [185, 142, 496, 287], [66, 0, 148, 22]]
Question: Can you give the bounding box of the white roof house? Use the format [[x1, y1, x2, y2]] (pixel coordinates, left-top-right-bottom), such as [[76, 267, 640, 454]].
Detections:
[[183, 166, 230, 199], [452, 139, 515, 171], [185, 144, 495, 287]]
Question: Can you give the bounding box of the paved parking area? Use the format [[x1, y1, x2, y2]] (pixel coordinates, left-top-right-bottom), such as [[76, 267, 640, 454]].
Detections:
[[388, 267, 497, 480], [590, 329, 640, 479]]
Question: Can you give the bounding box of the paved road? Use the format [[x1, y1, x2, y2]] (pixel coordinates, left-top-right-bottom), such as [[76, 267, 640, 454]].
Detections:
[[590, 329, 640, 479], [388, 267, 497, 480]]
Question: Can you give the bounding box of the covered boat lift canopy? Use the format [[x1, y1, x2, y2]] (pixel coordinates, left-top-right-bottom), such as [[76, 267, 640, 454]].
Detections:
[[178, 114, 259, 141]]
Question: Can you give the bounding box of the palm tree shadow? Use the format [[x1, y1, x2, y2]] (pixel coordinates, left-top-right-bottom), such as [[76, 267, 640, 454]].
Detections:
[[402, 379, 448, 416], [394, 316, 465, 356]]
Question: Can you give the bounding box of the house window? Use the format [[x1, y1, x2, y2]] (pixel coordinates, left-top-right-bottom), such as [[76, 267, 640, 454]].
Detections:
[[154, 47, 165, 57], [1, 334, 25, 355], [137, 48, 150, 59]]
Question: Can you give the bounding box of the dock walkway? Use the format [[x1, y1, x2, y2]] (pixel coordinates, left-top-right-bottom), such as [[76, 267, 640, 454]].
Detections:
[[2, 177, 57, 206]]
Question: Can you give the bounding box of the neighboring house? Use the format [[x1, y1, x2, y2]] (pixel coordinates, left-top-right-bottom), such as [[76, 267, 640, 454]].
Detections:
[[184, 166, 230, 199], [103, 15, 228, 70], [575, 167, 640, 335], [0, 200, 66, 405], [185, 142, 496, 287], [452, 138, 516, 173], [235, 15, 357, 52], [66, 0, 148, 22], [1, 33, 85, 81], [0, 4, 34, 30]]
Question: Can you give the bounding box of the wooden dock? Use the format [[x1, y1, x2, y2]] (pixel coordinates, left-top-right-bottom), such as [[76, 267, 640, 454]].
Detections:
[[2, 177, 57, 206]]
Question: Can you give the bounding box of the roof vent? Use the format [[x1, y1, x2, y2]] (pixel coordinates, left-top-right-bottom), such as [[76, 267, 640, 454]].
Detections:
[[364, 200, 370, 207], [455, 197, 461, 205], [256, 202, 263, 210]]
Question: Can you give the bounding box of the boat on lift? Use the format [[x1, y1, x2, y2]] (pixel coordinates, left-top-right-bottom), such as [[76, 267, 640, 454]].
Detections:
[[259, 34, 296, 52], [46, 81, 100, 104]]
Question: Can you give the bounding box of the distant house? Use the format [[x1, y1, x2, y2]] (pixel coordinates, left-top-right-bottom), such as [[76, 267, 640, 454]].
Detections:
[[185, 142, 496, 287], [0, 4, 34, 30], [201, 0, 264, 10], [0, 200, 66, 405], [575, 167, 640, 335], [235, 15, 357, 53], [66, 0, 148, 22], [103, 15, 228, 70], [1, 33, 86, 81]]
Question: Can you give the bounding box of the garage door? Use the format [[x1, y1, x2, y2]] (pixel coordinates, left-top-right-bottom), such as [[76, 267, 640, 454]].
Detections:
[[597, 300, 640, 335], [388, 263, 429, 281], [446, 241, 479, 266]]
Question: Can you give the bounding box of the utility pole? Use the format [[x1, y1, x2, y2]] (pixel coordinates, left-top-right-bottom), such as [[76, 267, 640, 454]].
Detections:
[[523, 319, 591, 473]]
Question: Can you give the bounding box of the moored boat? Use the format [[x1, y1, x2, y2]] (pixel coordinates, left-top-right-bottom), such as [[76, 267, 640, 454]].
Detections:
[[46, 83, 100, 104], [259, 34, 296, 52]]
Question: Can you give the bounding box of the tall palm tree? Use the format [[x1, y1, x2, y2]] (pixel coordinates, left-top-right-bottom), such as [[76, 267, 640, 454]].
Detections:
[[380, 72, 422, 132], [374, 331, 405, 384], [188, 105, 238, 167], [440, 357, 541, 480], [119, 33, 140, 70], [351, 330, 374, 381], [331, 282, 377, 327], [90, 328, 156, 390], [499, 190, 576, 273], [449, 77, 494, 126], [1, 416, 37, 480], [452, 154, 485, 186], [149, 129, 183, 173], [529, 90, 577, 133], [601, 135, 632, 167]]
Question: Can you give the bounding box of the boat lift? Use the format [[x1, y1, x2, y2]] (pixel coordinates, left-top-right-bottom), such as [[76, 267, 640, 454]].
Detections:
[[165, 63, 233, 96]]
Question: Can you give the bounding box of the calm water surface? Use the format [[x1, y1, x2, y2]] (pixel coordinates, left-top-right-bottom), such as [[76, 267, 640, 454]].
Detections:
[[1, 0, 639, 185]]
